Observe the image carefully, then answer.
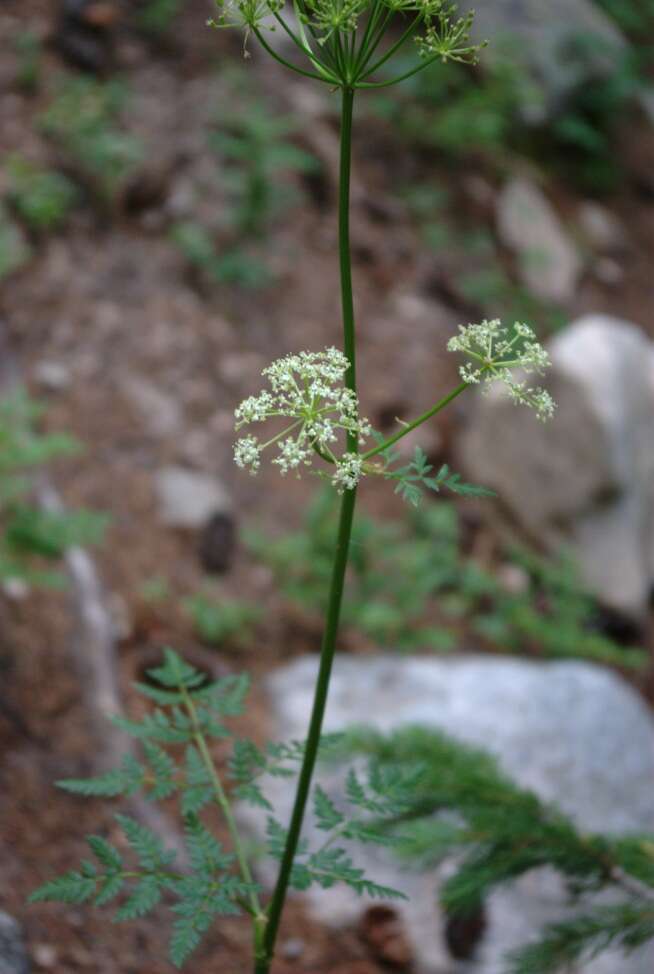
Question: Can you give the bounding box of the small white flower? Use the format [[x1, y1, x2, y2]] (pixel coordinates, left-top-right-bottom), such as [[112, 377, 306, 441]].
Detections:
[[332, 453, 363, 492], [233, 347, 370, 483], [234, 435, 261, 473], [448, 318, 555, 422]]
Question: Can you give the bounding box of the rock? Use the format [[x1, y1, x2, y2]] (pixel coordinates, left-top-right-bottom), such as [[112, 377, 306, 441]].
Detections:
[[460, 0, 625, 121], [119, 373, 183, 438], [240, 655, 654, 974], [33, 360, 71, 392], [577, 202, 626, 253], [0, 912, 29, 974], [496, 177, 582, 304], [154, 466, 231, 530], [458, 315, 654, 619]]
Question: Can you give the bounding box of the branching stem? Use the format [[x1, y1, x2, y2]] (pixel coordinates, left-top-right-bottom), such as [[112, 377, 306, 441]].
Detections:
[[255, 86, 358, 974]]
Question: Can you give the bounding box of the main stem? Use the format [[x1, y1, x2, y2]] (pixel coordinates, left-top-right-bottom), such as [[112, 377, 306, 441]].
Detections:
[[254, 86, 357, 974]]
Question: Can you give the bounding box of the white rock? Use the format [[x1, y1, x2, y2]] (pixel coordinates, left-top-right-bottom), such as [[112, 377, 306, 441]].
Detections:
[[154, 466, 231, 529], [458, 315, 654, 619], [496, 177, 582, 304], [240, 655, 654, 974], [33, 360, 71, 392]]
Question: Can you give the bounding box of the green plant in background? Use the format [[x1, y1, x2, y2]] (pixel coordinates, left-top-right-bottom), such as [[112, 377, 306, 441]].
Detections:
[[173, 77, 319, 289], [39, 78, 143, 202], [209, 91, 319, 238], [135, 0, 183, 34], [14, 29, 42, 93], [6, 156, 78, 233], [185, 593, 261, 648], [171, 220, 271, 288], [0, 391, 107, 586], [343, 725, 654, 974], [33, 5, 565, 973], [0, 203, 32, 281], [248, 489, 646, 668]]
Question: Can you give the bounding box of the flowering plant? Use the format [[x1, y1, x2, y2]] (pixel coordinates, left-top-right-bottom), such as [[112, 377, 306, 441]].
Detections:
[[33, 3, 555, 973]]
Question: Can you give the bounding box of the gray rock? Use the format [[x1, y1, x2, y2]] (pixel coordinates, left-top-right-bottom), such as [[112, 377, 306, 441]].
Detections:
[[577, 202, 626, 253], [154, 466, 231, 529], [496, 177, 582, 303], [33, 360, 71, 393], [120, 373, 183, 438], [0, 912, 29, 974], [461, 0, 625, 121], [240, 655, 654, 974], [458, 315, 654, 619]]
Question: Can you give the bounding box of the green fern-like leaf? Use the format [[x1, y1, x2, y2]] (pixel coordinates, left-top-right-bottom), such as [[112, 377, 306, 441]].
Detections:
[[57, 753, 145, 797], [115, 813, 176, 871], [114, 875, 162, 921], [313, 786, 344, 831]]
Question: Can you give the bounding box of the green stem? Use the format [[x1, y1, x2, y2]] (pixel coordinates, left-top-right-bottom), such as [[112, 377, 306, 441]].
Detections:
[[255, 87, 358, 974], [180, 686, 262, 920], [362, 381, 469, 460]]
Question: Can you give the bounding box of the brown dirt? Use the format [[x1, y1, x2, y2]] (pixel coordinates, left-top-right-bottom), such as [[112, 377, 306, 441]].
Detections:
[[2, 1, 654, 972]]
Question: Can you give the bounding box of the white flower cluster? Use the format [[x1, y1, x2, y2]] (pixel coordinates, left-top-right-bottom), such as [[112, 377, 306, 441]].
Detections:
[[447, 319, 556, 421], [234, 347, 371, 490]]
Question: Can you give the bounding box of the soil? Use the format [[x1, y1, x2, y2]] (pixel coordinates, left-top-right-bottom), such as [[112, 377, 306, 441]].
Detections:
[[2, 2, 654, 972]]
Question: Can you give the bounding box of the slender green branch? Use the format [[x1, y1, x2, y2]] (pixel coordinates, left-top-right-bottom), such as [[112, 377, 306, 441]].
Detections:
[[256, 87, 358, 974], [357, 14, 421, 80], [362, 381, 469, 460], [356, 51, 442, 88], [252, 24, 337, 83]]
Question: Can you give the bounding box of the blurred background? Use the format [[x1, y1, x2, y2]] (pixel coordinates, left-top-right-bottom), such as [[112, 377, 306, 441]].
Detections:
[[2, 0, 654, 971]]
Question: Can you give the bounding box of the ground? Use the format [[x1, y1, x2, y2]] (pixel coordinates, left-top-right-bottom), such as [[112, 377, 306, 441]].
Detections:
[[1, 1, 654, 971]]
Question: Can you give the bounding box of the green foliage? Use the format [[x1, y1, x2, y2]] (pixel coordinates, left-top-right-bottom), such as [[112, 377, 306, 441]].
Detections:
[[380, 444, 495, 507], [184, 593, 262, 648], [135, 0, 183, 34], [0, 390, 106, 586], [248, 490, 644, 666], [0, 203, 32, 281], [33, 649, 404, 966], [171, 221, 271, 288], [14, 29, 42, 93], [39, 78, 143, 201], [344, 724, 654, 973], [6, 156, 78, 233], [209, 85, 319, 239]]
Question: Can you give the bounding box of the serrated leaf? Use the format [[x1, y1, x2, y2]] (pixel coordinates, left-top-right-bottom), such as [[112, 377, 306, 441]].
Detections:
[[313, 786, 344, 831], [94, 872, 124, 906], [143, 741, 177, 800], [87, 835, 123, 871], [57, 753, 144, 797], [114, 875, 161, 921], [115, 814, 175, 870], [30, 871, 97, 904]]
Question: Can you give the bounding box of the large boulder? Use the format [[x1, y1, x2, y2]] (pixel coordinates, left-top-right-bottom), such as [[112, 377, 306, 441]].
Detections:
[[240, 655, 654, 974], [458, 315, 654, 619]]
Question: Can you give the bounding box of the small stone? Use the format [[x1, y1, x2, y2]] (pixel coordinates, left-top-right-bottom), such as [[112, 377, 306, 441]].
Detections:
[[120, 374, 183, 438], [578, 202, 626, 253], [33, 943, 57, 968], [280, 938, 305, 960], [594, 256, 624, 286], [33, 360, 71, 392], [154, 466, 231, 530], [496, 177, 582, 304], [0, 912, 29, 974], [2, 579, 30, 601]]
